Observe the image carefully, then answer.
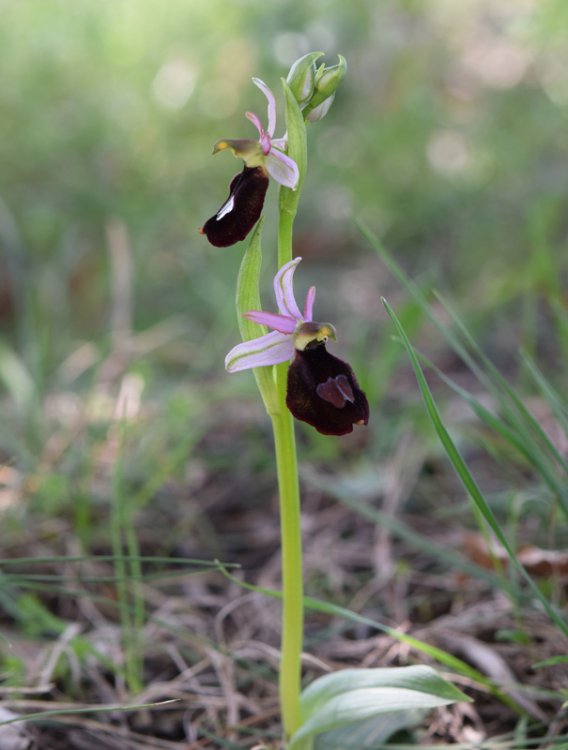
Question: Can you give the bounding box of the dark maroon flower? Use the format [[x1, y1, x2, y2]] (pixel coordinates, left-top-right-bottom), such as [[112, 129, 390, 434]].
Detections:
[[286, 345, 369, 436], [200, 166, 269, 247]]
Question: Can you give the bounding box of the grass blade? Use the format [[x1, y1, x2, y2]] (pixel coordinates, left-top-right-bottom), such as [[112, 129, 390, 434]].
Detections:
[[382, 299, 568, 638]]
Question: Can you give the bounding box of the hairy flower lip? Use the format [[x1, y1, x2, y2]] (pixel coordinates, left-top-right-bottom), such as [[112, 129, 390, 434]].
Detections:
[[286, 346, 369, 435], [200, 166, 269, 248]]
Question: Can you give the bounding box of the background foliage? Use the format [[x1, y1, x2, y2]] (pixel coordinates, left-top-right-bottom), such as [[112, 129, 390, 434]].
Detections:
[[0, 0, 567, 746]]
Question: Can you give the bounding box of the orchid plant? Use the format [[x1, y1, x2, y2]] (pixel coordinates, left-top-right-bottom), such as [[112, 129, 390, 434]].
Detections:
[[201, 53, 467, 748]]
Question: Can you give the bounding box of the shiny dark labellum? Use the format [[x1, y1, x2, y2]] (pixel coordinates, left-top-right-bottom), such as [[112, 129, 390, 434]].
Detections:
[[286, 345, 369, 436], [200, 166, 269, 247]]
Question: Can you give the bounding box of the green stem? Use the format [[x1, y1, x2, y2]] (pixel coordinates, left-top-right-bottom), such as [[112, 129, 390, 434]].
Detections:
[[272, 80, 308, 739], [271, 362, 303, 736], [273, 83, 306, 734], [278, 206, 296, 268], [274, 191, 303, 737]]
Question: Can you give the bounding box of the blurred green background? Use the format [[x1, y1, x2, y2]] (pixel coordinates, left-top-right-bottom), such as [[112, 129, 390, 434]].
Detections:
[[1, 5, 568, 741], [1, 0, 567, 486]]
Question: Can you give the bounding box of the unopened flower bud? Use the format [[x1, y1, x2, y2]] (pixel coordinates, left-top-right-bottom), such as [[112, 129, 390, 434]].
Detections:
[[317, 55, 347, 99], [286, 51, 323, 107], [303, 54, 347, 121]]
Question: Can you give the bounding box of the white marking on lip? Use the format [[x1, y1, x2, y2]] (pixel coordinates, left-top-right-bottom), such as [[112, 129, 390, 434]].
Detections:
[[216, 196, 235, 220]]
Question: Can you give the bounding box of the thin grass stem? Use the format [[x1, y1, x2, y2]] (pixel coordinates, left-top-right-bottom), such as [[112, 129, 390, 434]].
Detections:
[[383, 299, 568, 638]]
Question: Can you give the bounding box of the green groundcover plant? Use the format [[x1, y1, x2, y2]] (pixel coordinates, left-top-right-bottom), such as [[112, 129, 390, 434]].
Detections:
[[200, 52, 468, 749]]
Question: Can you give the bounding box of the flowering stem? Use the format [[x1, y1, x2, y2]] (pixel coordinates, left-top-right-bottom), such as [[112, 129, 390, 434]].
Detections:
[[235, 217, 302, 733], [271, 362, 303, 736], [268, 80, 309, 741], [272, 195, 304, 738], [278, 206, 296, 269]]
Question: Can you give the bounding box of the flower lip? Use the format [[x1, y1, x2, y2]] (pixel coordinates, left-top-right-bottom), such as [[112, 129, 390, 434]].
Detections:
[[286, 346, 369, 436], [316, 374, 355, 408], [200, 166, 269, 248]]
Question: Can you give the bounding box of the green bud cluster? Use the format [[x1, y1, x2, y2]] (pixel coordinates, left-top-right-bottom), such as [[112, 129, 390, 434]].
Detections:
[[285, 52, 347, 122]]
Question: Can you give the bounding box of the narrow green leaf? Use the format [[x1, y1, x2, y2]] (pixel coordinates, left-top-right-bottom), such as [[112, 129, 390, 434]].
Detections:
[[415, 349, 561, 503], [533, 655, 568, 669], [382, 299, 568, 638], [303, 466, 506, 589], [357, 220, 490, 388], [0, 555, 234, 567], [235, 218, 278, 414], [436, 291, 568, 515], [360, 219, 568, 519], [215, 560, 498, 692], [0, 699, 178, 727], [216, 559, 531, 718], [521, 350, 568, 442]]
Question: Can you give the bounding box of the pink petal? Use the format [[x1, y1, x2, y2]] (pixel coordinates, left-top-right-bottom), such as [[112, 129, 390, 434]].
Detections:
[[252, 77, 276, 137], [303, 286, 316, 321], [225, 330, 294, 373], [245, 111, 264, 138], [244, 310, 297, 334], [274, 258, 303, 321], [265, 149, 299, 190], [271, 135, 288, 150]]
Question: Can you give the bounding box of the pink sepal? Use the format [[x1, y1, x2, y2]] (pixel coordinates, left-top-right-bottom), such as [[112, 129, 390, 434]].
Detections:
[[303, 286, 316, 322], [245, 111, 264, 137], [251, 77, 276, 137], [274, 258, 303, 320], [244, 310, 298, 334], [225, 330, 294, 372]]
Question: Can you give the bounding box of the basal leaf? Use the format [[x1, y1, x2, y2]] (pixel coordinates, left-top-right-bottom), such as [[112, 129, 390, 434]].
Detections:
[[288, 682, 465, 750], [300, 665, 467, 720], [313, 708, 426, 750]]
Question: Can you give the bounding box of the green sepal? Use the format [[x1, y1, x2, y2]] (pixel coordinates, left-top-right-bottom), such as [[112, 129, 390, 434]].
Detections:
[[303, 54, 347, 120], [286, 51, 324, 106], [235, 218, 278, 415]]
